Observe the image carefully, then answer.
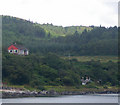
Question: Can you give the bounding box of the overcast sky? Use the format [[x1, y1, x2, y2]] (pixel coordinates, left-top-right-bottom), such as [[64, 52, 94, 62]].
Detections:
[[0, 0, 119, 27]]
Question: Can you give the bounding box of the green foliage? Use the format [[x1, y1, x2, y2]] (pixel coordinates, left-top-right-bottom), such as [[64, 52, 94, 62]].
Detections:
[[2, 16, 118, 89], [2, 52, 118, 88], [2, 16, 118, 56], [63, 76, 74, 86], [40, 23, 93, 37], [85, 82, 98, 88]]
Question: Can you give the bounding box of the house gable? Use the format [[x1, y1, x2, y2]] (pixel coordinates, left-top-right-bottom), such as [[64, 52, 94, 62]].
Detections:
[[8, 45, 18, 50]]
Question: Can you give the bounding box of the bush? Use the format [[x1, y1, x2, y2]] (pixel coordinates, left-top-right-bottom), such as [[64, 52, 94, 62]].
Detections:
[[85, 82, 97, 88], [103, 86, 108, 89]]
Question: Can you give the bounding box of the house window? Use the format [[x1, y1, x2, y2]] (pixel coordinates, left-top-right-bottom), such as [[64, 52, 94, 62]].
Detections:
[[14, 50, 18, 53]]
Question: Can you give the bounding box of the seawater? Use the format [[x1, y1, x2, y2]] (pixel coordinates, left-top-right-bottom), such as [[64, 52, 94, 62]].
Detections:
[[2, 94, 118, 103]]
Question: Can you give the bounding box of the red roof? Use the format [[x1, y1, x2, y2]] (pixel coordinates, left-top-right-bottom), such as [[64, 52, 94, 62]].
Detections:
[[8, 45, 18, 50]]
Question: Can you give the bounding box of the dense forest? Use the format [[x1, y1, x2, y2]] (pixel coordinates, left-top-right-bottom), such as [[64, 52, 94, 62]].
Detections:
[[2, 16, 119, 89], [2, 53, 119, 89], [2, 16, 118, 56]]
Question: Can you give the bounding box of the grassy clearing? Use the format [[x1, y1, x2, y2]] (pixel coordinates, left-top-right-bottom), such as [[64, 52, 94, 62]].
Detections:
[[62, 56, 118, 63], [3, 84, 118, 93], [44, 85, 118, 92], [5, 85, 25, 89]]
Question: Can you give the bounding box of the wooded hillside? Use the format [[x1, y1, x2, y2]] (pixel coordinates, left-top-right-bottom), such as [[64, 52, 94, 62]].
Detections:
[[2, 16, 119, 89], [2, 16, 118, 56]]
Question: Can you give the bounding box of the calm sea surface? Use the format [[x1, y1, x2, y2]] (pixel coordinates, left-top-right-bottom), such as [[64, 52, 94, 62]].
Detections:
[[2, 94, 118, 103]]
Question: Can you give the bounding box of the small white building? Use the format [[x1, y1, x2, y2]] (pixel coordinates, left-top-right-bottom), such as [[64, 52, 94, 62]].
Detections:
[[81, 77, 91, 85]]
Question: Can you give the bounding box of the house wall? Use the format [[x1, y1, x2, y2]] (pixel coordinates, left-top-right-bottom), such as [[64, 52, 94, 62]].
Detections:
[[8, 50, 12, 53], [25, 50, 29, 55], [8, 50, 18, 54], [13, 50, 18, 53], [18, 50, 24, 55]]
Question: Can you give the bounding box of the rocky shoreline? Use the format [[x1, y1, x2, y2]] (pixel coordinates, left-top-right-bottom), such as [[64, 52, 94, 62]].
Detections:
[[2, 90, 119, 98], [1, 86, 119, 98]]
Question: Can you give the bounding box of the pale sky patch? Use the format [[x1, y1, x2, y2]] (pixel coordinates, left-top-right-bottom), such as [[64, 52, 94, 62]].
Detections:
[[0, 0, 118, 27]]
